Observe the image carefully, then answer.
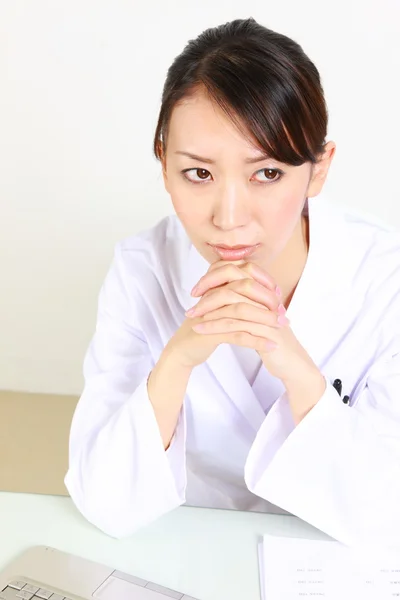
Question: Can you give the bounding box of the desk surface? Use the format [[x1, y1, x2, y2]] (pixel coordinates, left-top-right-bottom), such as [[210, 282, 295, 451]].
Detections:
[[0, 492, 330, 600]]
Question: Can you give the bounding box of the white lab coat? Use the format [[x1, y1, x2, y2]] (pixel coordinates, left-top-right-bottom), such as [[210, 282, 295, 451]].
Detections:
[[65, 194, 400, 551]]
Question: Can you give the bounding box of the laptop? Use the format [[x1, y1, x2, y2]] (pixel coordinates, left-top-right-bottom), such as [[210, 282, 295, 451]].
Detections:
[[0, 391, 77, 495], [0, 546, 199, 600]]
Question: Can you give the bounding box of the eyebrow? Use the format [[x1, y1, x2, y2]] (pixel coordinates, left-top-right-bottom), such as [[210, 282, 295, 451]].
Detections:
[[174, 151, 273, 164]]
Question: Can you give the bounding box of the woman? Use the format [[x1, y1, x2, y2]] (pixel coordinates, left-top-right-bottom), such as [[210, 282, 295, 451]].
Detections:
[[65, 18, 400, 549]]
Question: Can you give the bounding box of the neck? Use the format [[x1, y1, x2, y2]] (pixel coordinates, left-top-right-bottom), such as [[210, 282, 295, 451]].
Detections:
[[268, 214, 310, 310]]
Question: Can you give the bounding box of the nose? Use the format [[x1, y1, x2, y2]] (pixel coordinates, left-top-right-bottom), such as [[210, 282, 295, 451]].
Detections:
[[212, 181, 251, 231]]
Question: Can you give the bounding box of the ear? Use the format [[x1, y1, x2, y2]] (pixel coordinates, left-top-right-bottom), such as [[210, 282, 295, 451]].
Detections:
[[306, 141, 336, 198], [157, 139, 170, 193]]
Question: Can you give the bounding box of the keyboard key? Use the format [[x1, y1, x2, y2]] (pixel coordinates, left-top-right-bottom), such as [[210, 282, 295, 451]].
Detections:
[[35, 592, 52, 600], [21, 588, 38, 596], [16, 591, 34, 600], [1, 587, 21, 600], [8, 583, 25, 591], [48, 595, 65, 600]]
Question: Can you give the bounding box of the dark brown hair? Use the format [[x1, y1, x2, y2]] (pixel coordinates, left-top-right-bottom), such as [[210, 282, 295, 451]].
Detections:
[[153, 17, 328, 167]]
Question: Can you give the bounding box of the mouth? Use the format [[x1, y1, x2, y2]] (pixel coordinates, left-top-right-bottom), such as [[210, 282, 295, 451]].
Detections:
[[208, 243, 261, 261]]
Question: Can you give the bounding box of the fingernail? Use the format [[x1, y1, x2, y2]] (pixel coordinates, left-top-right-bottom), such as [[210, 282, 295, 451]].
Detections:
[[278, 303, 286, 315], [191, 285, 199, 297], [277, 314, 290, 326], [185, 307, 196, 317], [275, 286, 282, 297]]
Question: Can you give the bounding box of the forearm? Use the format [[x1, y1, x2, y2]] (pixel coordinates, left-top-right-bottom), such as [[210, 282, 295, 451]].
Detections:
[[147, 348, 193, 449]]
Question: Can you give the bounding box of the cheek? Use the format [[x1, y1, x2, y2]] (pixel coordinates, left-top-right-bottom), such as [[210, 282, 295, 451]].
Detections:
[[259, 194, 302, 229], [275, 197, 303, 229], [169, 186, 210, 231], [256, 194, 304, 255]]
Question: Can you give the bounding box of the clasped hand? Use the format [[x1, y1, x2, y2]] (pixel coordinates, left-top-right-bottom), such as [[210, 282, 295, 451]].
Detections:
[[184, 260, 321, 384], [162, 260, 326, 423]]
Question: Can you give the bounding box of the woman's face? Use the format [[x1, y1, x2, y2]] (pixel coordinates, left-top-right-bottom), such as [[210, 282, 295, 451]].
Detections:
[[162, 89, 335, 268]]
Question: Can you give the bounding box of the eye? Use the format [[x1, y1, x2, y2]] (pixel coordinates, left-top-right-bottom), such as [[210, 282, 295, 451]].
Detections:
[[182, 168, 212, 183], [252, 168, 284, 184]]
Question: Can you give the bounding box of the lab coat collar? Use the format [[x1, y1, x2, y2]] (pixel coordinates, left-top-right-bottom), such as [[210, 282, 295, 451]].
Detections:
[[283, 195, 356, 360]]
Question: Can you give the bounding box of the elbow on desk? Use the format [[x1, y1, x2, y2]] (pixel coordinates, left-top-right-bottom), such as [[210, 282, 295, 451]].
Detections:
[[64, 468, 181, 539], [63, 469, 138, 538], [64, 469, 130, 538]]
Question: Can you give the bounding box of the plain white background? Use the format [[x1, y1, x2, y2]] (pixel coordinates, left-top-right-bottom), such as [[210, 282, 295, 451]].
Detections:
[[1, 0, 399, 395]]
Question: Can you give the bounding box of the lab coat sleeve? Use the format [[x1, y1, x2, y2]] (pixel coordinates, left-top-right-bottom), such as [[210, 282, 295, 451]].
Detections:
[[244, 352, 400, 552], [64, 244, 187, 538]]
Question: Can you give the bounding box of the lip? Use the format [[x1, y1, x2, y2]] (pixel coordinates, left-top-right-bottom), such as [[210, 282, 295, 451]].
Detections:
[[208, 243, 261, 261]]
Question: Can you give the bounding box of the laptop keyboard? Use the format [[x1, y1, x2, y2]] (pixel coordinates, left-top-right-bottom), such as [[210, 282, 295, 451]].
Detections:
[[1, 574, 199, 600], [1, 581, 71, 600]]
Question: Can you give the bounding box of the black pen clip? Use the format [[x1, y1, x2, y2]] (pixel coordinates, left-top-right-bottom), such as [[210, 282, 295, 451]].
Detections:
[[332, 378, 350, 404], [332, 378, 343, 396]]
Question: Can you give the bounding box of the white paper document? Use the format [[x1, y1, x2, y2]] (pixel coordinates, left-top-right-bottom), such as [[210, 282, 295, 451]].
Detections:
[[259, 535, 400, 599]]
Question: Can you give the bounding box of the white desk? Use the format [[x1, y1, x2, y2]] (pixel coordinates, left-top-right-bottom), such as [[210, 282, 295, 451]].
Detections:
[[0, 492, 331, 600]]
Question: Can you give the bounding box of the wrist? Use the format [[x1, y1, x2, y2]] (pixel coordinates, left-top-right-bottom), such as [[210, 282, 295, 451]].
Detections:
[[283, 368, 326, 425], [283, 367, 325, 394], [147, 348, 193, 451], [158, 346, 194, 378]]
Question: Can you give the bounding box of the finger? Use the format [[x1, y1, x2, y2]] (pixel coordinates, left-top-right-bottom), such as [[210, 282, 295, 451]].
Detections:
[[200, 302, 290, 328], [193, 325, 278, 352], [227, 278, 280, 311], [188, 279, 279, 318], [186, 294, 268, 318], [186, 287, 267, 318], [192, 316, 276, 337], [191, 317, 283, 340], [241, 262, 277, 292], [192, 262, 277, 297], [207, 259, 246, 272], [191, 263, 249, 297]]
